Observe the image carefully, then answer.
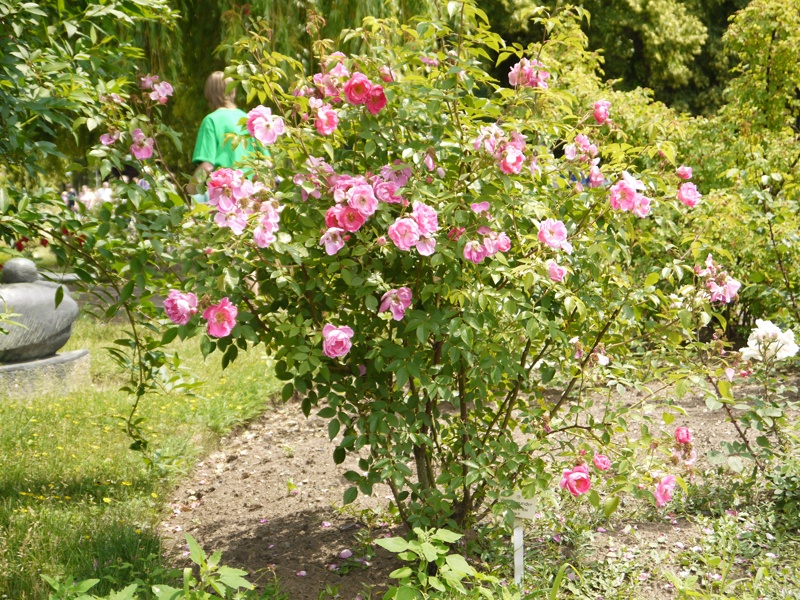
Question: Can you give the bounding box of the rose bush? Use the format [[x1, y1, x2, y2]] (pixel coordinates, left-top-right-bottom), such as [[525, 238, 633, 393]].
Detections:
[[146, 2, 739, 528]]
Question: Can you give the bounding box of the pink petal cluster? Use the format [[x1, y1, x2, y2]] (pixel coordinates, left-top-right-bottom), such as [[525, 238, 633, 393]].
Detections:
[[420, 56, 439, 67], [140, 74, 160, 90], [474, 127, 528, 175], [676, 165, 693, 180], [247, 106, 285, 144], [608, 171, 650, 217], [593, 100, 611, 125], [696, 254, 741, 304], [547, 260, 567, 282], [130, 128, 154, 160], [463, 227, 511, 264], [342, 72, 387, 115], [509, 58, 550, 88], [386, 201, 439, 255], [567, 134, 598, 162], [674, 427, 693, 445], [559, 464, 591, 497], [315, 103, 339, 136], [322, 324, 354, 358], [380, 287, 412, 320], [207, 167, 279, 242], [593, 453, 611, 471], [312, 52, 350, 103], [149, 81, 173, 105], [537, 219, 572, 253], [100, 131, 119, 146], [164, 290, 197, 325], [677, 182, 701, 208], [202, 297, 238, 338], [588, 164, 605, 188], [654, 475, 676, 507]]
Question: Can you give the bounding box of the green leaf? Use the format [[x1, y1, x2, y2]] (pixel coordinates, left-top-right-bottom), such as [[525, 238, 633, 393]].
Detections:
[[445, 554, 476, 576], [603, 496, 620, 519], [432, 529, 463, 543], [200, 336, 214, 358], [217, 565, 254, 590], [281, 382, 294, 402], [343, 486, 358, 504], [185, 534, 206, 566], [395, 586, 422, 600], [54, 284, 64, 309], [587, 489, 600, 509], [389, 566, 413, 579], [644, 272, 659, 287], [718, 380, 733, 401], [376, 537, 410, 553]]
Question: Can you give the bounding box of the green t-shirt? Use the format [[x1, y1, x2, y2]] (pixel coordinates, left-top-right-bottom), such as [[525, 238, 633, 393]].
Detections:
[[192, 108, 250, 169]]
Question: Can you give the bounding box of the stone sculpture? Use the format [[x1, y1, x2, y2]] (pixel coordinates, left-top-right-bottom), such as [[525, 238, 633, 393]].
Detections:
[[0, 258, 79, 363]]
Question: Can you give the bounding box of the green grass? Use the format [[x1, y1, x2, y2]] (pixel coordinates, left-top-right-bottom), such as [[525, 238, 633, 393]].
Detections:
[[0, 316, 281, 598]]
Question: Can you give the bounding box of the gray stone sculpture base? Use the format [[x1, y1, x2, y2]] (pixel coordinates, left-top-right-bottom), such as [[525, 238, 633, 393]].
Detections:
[[0, 350, 90, 400]]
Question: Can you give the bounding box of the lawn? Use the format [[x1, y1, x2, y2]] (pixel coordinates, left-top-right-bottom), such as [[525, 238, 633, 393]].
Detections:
[[0, 316, 281, 598]]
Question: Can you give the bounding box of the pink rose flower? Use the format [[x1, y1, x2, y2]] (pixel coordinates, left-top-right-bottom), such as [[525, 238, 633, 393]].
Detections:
[[470, 201, 490, 214], [412, 201, 439, 235], [247, 105, 285, 144], [674, 427, 693, 445], [140, 74, 159, 90], [676, 165, 693, 180], [654, 475, 676, 507], [632, 194, 651, 218], [420, 56, 439, 67], [497, 144, 525, 174], [380, 287, 412, 320], [593, 100, 611, 125], [463, 240, 487, 264], [130, 128, 154, 160], [677, 182, 701, 208], [315, 104, 339, 136], [202, 297, 238, 338], [537, 219, 572, 253], [379, 65, 394, 82], [416, 236, 436, 256], [366, 85, 387, 115], [100, 131, 119, 146], [347, 184, 378, 217], [547, 260, 567, 282], [588, 165, 604, 188], [423, 153, 435, 172], [593, 453, 611, 471], [388, 217, 421, 251], [149, 81, 174, 104], [339, 206, 367, 232], [563, 145, 577, 161], [320, 227, 346, 255], [164, 290, 198, 325], [343, 73, 372, 105], [509, 58, 550, 88], [559, 465, 591, 497], [707, 277, 741, 303], [326, 204, 345, 228], [608, 171, 645, 211], [322, 324, 354, 358]]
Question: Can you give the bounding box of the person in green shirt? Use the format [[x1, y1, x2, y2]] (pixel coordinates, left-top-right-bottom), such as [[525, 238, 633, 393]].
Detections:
[[187, 72, 250, 196]]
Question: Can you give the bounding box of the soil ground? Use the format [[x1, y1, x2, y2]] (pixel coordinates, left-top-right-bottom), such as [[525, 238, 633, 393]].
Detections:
[[159, 387, 766, 599]]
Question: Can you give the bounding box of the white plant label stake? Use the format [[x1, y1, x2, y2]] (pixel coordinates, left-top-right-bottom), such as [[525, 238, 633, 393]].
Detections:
[[510, 492, 537, 585]]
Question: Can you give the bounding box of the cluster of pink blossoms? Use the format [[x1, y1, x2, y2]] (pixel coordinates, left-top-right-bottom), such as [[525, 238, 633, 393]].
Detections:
[[695, 254, 741, 304], [508, 58, 550, 88], [207, 168, 282, 247], [314, 161, 438, 257], [164, 291, 238, 338], [140, 74, 173, 104], [559, 453, 612, 497], [300, 53, 387, 136], [608, 171, 651, 218], [672, 426, 697, 470], [461, 202, 511, 264], [655, 475, 677, 507], [564, 134, 598, 163], [474, 125, 533, 176]]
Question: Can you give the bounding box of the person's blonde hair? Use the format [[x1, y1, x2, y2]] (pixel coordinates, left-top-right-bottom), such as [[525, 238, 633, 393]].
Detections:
[[204, 71, 237, 110]]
